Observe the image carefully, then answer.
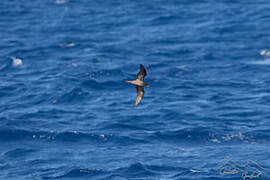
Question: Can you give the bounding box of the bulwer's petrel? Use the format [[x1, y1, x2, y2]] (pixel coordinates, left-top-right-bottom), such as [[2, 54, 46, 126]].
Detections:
[[126, 64, 148, 106]]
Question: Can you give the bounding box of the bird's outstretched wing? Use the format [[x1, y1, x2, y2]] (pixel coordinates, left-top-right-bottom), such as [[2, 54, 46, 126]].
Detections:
[[135, 85, 144, 106], [136, 64, 147, 81]]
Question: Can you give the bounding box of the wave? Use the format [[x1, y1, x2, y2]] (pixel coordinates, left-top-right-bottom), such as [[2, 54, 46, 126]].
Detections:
[[52, 162, 191, 179], [55, 168, 107, 179], [81, 79, 125, 90], [54, 87, 90, 104], [149, 128, 270, 145], [0, 128, 147, 145], [3, 148, 36, 159], [1, 126, 268, 145]]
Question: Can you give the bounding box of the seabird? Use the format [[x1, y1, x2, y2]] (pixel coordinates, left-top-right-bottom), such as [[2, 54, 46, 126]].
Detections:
[[126, 64, 148, 106]]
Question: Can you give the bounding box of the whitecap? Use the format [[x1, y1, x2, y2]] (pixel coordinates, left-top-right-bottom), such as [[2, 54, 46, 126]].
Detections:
[[260, 50, 270, 56], [10, 57, 23, 67], [72, 63, 78, 67], [60, 42, 75, 47], [56, 0, 67, 4], [247, 51, 270, 65]]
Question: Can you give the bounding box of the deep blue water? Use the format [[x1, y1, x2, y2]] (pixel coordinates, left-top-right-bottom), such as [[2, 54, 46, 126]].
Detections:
[[1, 0, 270, 179]]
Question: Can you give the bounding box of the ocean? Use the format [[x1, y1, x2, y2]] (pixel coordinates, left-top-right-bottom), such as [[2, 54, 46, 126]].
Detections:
[[1, 0, 270, 179]]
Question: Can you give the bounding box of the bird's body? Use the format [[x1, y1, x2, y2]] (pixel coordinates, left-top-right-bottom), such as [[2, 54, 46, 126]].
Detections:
[[126, 64, 148, 106]]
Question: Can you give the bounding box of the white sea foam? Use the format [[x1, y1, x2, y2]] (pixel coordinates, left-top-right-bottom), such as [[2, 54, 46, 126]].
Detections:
[[72, 63, 78, 67], [10, 57, 23, 67], [56, 0, 67, 4], [248, 50, 270, 65], [60, 42, 75, 47], [260, 50, 270, 56]]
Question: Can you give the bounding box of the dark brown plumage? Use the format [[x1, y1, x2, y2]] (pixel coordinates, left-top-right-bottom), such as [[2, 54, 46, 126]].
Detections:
[[135, 85, 144, 106], [136, 64, 147, 82], [125, 64, 148, 106]]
